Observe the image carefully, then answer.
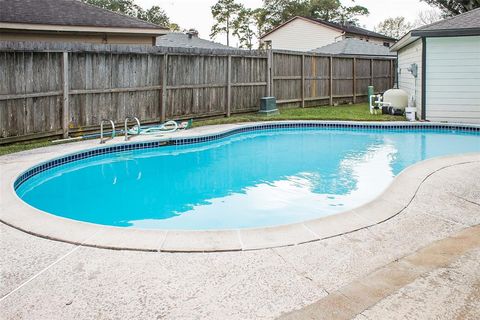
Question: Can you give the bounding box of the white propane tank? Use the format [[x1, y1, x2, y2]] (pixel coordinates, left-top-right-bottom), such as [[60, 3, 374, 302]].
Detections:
[[383, 89, 408, 114]]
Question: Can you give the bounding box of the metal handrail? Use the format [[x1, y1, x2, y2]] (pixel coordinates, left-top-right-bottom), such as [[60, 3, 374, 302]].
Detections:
[[100, 119, 115, 144], [124, 116, 141, 141]]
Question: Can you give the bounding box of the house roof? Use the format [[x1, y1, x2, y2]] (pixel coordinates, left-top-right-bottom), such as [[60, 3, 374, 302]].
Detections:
[[0, 0, 168, 31], [156, 33, 236, 50], [261, 16, 396, 41], [391, 8, 480, 51], [413, 7, 480, 35], [311, 38, 396, 56]]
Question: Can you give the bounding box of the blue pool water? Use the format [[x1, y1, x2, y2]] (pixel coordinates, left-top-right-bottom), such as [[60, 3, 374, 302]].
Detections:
[[16, 127, 479, 230]]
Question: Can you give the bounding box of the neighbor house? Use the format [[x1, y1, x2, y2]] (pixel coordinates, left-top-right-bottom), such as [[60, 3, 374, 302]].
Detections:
[[156, 30, 237, 50], [0, 0, 168, 45], [391, 8, 480, 123], [260, 16, 396, 51], [312, 38, 396, 57]]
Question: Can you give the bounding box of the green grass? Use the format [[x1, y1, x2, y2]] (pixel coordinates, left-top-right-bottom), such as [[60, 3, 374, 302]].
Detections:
[[0, 139, 54, 156], [193, 103, 403, 127], [0, 103, 404, 156]]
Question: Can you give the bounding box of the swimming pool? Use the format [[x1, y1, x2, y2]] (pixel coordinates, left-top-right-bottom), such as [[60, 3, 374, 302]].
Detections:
[[14, 122, 480, 231]]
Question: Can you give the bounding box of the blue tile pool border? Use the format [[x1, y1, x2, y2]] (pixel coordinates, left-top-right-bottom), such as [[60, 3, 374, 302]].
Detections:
[[13, 122, 480, 190]]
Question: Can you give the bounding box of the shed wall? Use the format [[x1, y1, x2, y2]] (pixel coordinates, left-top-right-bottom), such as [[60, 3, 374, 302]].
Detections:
[[425, 36, 480, 123], [397, 39, 423, 117]]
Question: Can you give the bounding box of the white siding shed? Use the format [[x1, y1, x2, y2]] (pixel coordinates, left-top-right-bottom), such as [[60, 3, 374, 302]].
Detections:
[[391, 8, 480, 124], [425, 36, 480, 123]]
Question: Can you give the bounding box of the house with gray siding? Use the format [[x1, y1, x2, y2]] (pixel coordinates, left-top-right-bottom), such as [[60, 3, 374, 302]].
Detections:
[[391, 8, 480, 123]]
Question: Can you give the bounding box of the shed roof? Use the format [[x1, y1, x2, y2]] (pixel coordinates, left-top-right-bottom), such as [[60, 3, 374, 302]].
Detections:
[[156, 33, 236, 50], [391, 8, 480, 51], [414, 7, 480, 34], [0, 0, 168, 31], [311, 38, 395, 56]]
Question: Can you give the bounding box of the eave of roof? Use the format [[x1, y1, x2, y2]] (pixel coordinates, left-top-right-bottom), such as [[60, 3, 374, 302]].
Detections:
[[0, 22, 168, 35], [301, 16, 396, 41], [391, 8, 480, 51], [411, 27, 480, 37], [390, 32, 417, 52]]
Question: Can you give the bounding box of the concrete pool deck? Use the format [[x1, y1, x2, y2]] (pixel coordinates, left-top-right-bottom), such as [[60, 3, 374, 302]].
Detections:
[[1, 121, 480, 252], [1, 160, 479, 319], [0, 122, 479, 319]]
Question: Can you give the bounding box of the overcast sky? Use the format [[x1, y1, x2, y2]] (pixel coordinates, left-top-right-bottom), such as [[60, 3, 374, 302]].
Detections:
[[136, 0, 437, 46]]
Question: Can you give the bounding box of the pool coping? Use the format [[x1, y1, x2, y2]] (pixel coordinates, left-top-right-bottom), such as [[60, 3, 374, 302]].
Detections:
[[1, 120, 480, 252]]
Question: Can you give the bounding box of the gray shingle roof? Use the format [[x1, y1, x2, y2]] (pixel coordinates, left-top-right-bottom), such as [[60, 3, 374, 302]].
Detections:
[[415, 7, 480, 32], [156, 33, 236, 50], [302, 17, 397, 41], [311, 38, 395, 56], [0, 0, 167, 30]]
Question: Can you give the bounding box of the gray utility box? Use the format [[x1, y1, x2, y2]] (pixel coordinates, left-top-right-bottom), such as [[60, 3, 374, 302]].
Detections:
[[258, 97, 279, 115]]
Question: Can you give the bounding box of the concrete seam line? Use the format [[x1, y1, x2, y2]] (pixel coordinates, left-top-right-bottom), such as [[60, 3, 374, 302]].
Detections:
[[0, 230, 103, 302], [453, 194, 480, 207], [422, 211, 471, 228], [277, 225, 480, 320]]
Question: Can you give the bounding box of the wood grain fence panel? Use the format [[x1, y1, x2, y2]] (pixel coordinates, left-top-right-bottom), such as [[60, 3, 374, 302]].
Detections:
[[355, 59, 372, 96], [0, 42, 395, 143], [372, 59, 391, 93], [332, 57, 354, 97], [304, 56, 329, 100], [231, 56, 266, 111]]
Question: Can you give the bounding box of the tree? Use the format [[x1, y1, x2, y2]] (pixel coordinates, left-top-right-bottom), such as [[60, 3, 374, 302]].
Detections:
[[261, 0, 370, 33], [210, 0, 244, 46], [414, 9, 443, 27], [262, 0, 309, 30], [420, 0, 480, 16], [137, 6, 170, 27], [251, 8, 270, 38], [82, 0, 178, 30], [233, 8, 257, 49], [83, 0, 144, 17], [333, 5, 370, 25], [308, 0, 341, 21], [374, 17, 413, 39]]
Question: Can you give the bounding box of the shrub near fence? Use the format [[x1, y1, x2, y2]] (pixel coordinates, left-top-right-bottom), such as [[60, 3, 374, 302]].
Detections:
[[0, 42, 395, 144]]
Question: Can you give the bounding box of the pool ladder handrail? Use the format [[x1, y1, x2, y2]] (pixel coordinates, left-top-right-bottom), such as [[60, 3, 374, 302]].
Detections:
[[100, 119, 116, 144], [124, 116, 141, 141]]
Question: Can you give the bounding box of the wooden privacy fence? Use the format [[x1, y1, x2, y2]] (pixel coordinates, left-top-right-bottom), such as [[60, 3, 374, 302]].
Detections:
[[0, 42, 395, 144], [271, 50, 395, 107]]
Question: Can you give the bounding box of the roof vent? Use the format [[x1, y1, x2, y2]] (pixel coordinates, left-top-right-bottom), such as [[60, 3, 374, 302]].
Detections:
[[186, 29, 199, 39]]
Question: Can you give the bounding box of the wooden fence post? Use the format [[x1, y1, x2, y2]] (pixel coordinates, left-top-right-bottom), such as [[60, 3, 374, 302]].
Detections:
[[301, 54, 305, 108], [390, 59, 394, 88], [62, 51, 69, 138], [370, 58, 374, 87], [226, 55, 232, 117], [329, 56, 333, 106], [266, 49, 272, 97], [161, 53, 168, 123], [352, 57, 356, 104]]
